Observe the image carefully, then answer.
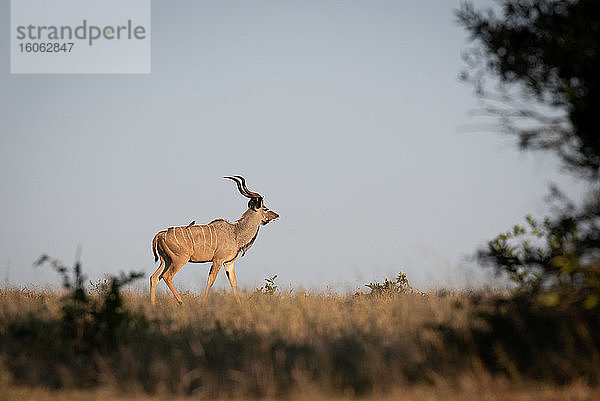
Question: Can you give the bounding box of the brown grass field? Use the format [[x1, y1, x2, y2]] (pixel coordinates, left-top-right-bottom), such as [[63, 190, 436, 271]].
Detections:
[[0, 286, 599, 400]]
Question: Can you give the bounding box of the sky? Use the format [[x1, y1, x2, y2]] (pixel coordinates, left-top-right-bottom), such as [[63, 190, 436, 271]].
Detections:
[[0, 0, 586, 294]]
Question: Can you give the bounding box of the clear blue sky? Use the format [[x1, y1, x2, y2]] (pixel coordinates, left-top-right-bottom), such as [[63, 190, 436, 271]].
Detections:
[[0, 0, 583, 293]]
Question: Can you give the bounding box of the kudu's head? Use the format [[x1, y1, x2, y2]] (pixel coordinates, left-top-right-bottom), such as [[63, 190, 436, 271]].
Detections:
[[224, 176, 279, 225]]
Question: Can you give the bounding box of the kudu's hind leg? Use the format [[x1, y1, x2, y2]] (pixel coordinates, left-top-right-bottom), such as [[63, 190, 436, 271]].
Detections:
[[150, 254, 168, 306], [204, 261, 223, 301], [224, 261, 241, 305], [161, 257, 188, 305]]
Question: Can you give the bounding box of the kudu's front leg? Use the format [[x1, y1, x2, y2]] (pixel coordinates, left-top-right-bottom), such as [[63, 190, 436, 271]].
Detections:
[[204, 260, 222, 301], [224, 261, 241, 305]]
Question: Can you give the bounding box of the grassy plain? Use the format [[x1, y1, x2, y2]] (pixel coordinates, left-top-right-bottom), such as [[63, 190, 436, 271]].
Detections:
[[0, 287, 598, 400]]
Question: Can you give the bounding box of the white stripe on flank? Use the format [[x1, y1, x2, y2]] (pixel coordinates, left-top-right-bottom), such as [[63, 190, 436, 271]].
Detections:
[[180, 227, 186, 247], [209, 225, 213, 248], [182, 226, 189, 244], [172, 228, 181, 247], [201, 226, 205, 253], [188, 227, 196, 249]]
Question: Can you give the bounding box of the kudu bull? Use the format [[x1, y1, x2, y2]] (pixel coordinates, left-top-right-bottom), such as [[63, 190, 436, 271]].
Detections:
[[150, 176, 279, 305]]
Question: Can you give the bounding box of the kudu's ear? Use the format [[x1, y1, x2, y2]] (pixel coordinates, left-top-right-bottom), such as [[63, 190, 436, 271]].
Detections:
[[248, 197, 263, 211]]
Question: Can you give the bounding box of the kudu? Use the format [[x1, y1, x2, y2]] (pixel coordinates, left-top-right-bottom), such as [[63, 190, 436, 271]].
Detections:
[[150, 176, 279, 305]]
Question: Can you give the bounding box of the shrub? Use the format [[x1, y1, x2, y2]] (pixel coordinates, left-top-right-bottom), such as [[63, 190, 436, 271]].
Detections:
[[364, 272, 412, 296], [478, 188, 600, 311], [256, 274, 278, 295]]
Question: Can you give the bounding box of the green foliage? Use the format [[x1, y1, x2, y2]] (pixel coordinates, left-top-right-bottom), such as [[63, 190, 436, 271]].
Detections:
[[365, 272, 411, 296], [478, 189, 600, 309], [257, 274, 278, 295], [458, 0, 600, 311]]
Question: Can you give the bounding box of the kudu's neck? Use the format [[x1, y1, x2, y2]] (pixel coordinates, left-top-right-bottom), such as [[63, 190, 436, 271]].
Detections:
[[235, 208, 262, 247]]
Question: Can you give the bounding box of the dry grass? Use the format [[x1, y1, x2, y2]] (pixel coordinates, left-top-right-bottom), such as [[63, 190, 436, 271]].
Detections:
[[2, 381, 600, 401], [0, 287, 598, 400]]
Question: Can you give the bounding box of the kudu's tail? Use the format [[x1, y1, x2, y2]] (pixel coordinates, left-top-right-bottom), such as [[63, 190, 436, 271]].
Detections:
[[152, 234, 159, 263]]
